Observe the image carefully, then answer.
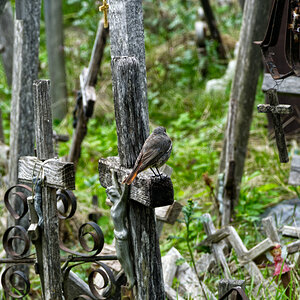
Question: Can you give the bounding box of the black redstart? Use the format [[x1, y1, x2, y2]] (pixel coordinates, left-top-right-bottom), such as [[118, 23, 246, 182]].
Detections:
[[122, 126, 172, 185]]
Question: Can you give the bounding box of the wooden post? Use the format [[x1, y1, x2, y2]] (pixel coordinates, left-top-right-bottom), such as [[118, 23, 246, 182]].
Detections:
[[44, 0, 68, 121], [218, 0, 273, 224], [199, 0, 226, 59], [8, 0, 41, 186], [68, 19, 108, 166], [257, 89, 292, 163], [0, 1, 13, 85], [100, 2, 170, 295], [33, 80, 63, 299]]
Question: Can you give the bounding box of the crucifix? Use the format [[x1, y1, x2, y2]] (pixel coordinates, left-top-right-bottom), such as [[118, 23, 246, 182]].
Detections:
[[98, 0, 174, 296], [17, 80, 75, 300], [257, 89, 293, 163], [99, 0, 109, 28]]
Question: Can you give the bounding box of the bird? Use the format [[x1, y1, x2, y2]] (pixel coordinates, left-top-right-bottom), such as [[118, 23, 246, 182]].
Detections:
[[122, 126, 172, 185]]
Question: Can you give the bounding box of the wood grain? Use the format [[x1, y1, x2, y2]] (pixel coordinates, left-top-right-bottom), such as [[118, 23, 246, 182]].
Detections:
[[18, 156, 75, 190], [33, 79, 63, 300], [99, 156, 173, 208], [288, 154, 300, 185], [262, 74, 300, 95]]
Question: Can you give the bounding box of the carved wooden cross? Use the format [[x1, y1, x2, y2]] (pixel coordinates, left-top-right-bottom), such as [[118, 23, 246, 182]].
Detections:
[[257, 89, 293, 163], [17, 80, 75, 300], [99, 0, 109, 28], [68, 19, 108, 166], [98, 0, 174, 295]]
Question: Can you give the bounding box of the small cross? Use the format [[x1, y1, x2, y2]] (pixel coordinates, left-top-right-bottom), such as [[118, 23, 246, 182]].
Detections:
[[257, 89, 293, 163], [99, 0, 109, 28]]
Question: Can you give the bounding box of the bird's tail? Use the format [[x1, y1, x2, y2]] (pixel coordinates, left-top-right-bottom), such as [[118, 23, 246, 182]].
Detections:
[[122, 159, 144, 185], [122, 170, 139, 185]]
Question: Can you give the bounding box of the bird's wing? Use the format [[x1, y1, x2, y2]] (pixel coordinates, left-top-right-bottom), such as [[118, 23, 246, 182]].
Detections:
[[138, 135, 171, 172]]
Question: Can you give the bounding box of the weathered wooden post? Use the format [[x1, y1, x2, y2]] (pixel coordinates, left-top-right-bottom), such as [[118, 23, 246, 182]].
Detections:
[[218, 0, 273, 225], [17, 80, 75, 299], [7, 0, 41, 271], [68, 19, 108, 166], [0, 1, 13, 85], [44, 0, 68, 121], [98, 0, 174, 297]]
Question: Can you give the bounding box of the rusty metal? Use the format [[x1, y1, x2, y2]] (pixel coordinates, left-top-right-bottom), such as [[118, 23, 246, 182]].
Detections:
[[3, 225, 31, 259], [56, 189, 77, 219], [60, 221, 105, 257], [1, 266, 30, 298], [4, 184, 32, 220], [1, 183, 118, 299], [257, 0, 300, 79], [219, 286, 249, 300], [62, 261, 117, 300]]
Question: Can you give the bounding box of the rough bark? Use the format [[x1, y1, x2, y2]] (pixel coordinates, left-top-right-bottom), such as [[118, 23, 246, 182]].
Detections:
[[44, 0, 68, 121], [0, 0, 7, 14], [0, 2, 13, 85]]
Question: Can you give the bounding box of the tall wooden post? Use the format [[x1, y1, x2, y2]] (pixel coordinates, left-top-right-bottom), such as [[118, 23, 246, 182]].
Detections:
[[219, 0, 273, 225], [108, 0, 166, 297], [44, 0, 68, 121], [8, 0, 41, 188], [7, 0, 41, 265], [0, 1, 14, 85], [32, 80, 63, 299]]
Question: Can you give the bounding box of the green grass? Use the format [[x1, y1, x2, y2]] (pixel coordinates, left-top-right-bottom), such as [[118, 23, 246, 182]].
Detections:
[[1, 0, 299, 298]]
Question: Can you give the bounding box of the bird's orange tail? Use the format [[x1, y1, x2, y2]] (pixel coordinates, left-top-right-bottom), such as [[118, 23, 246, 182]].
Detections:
[[122, 170, 138, 185]]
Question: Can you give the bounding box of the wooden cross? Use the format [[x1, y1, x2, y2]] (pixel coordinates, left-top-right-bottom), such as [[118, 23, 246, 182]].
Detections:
[[17, 80, 75, 300], [99, 0, 174, 295], [99, 0, 109, 28], [68, 19, 108, 166], [257, 89, 293, 163]]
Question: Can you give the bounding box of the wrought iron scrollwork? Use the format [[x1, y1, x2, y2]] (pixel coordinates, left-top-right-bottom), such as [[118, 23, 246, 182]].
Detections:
[[4, 184, 32, 220], [1, 265, 30, 298], [60, 221, 105, 257], [3, 225, 31, 259], [63, 261, 116, 300], [57, 189, 77, 220]]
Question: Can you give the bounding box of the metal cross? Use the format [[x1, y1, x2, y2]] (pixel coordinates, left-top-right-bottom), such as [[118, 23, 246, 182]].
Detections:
[[257, 89, 293, 163], [99, 0, 109, 28]]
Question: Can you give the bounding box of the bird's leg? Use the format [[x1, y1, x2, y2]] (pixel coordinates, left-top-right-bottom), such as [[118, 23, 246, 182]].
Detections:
[[156, 167, 162, 179], [150, 167, 158, 177]]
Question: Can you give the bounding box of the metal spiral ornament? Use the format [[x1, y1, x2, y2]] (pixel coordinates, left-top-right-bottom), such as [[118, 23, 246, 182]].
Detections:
[[88, 262, 116, 299], [4, 184, 32, 220], [56, 189, 77, 219], [3, 225, 31, 259], [1, 266, 30, 298], [60, 221, 105, 257]]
